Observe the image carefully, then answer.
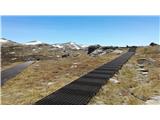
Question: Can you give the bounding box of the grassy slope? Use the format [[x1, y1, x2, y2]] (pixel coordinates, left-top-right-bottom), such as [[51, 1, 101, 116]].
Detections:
[[89, 46, 160, 105], [1, 52, 120, 104]]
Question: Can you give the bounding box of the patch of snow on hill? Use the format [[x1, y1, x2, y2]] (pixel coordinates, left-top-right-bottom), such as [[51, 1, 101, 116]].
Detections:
[[24, 40, 43, 45], [62, 42, 82, 50], [0, 38, 20, 45], [52, 44, 64, 48], [69, 42, 81, 50], [52, 42, 86, 50], [0, 38, 8, 43]]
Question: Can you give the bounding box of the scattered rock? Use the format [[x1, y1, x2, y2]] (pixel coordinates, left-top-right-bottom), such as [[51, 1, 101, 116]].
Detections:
[[90, 49, 106, 56], [125, 63, 134, 67], [62, 53, 70, 58], [141, 72, 148, 75], [119, 89, 130, 96], [137, 58, 148, 64], [11, 58, 17, 61], [109, 78, 120, 84], [32, 49, 36, 51], [95, 101, 105, 105], [145, 96, 160, 104], [70, 65, 78, 68], [114, 74, 118, 77], [137, 58, 156, 65], [87, 45, 116, 56], [138, 64, 144, 68], [73, 53, 81, 57], [73, 62, 80, 65], [56, 55, 60, 58], [113, 49, 123, 54], [87, 45, 101, 54], [47, 82, 54, 86], [148, 58, 156, 62], [70, 62, 81, 68], [34, 64, 40, 67], [9, 52, 15, 54], [137, 68, 148, 72], [89, 47, 113, 57], [142, 69, 148, 72]]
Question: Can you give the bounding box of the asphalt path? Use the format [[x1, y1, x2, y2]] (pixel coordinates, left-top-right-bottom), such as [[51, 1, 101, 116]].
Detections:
[[1, 61, 34, 86]]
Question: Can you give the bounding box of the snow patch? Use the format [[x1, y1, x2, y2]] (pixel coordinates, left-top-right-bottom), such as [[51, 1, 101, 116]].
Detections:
[[52, 42, 86, 50], [63, 42, 81, 50], [0, 38, 8, 43], [52, 44, 64, 48], [24, 40, 43, 45]]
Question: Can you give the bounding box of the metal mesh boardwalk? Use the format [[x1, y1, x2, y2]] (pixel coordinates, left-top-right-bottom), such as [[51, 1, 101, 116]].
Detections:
[[35, 47, 136, 105]]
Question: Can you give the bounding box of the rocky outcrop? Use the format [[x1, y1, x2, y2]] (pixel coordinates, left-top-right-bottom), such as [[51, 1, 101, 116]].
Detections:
[[87, 45, 116, 56], [112, 49, 123, 54], [87, 45, 101, 54], [150, 42, 159, 46], [145, 96, 160, 104]]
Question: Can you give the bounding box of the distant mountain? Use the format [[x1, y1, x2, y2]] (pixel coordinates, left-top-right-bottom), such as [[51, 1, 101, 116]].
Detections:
[[0, 38, 20, 46], [0, 38, 8, 43], [52, 42, 87, 50], [52, 44, 64, 48], [24, 40, 44, 45], [62, 42, 82, 50], [1, 38, 88, 50]]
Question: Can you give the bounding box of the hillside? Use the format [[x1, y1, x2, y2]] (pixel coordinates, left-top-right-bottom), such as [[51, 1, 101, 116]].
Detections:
[[1, 50, 122, 104], [1, 38, 127, 104], [0, 38, 20, 46], [1, 38, 121, 69], [89, 45, 160, 105], [1, 38, 159, 105]]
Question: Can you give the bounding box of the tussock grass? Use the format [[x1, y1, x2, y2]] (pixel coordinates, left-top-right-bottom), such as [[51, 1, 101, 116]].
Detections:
[[1, 52, 119, 104], [89, 46, 160, 105]]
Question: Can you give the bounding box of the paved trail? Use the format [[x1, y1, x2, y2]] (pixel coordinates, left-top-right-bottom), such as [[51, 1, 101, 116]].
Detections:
[[1, 61, 34, 86]]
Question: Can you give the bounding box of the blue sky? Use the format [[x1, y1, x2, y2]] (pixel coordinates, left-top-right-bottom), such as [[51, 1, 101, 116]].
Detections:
[[1, 16, 159, 46]]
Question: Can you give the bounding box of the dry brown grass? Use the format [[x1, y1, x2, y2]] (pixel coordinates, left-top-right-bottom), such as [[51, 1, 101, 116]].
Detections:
[[89, 46, 160, 105], [1, 52, 120, 104], [89, 59, 143, 105]]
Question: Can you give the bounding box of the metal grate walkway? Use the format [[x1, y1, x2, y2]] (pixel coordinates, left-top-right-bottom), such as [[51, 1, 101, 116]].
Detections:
[[35, 47, 136, 105]]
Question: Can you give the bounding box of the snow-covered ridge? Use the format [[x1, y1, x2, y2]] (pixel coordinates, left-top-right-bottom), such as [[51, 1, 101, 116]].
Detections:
[[69, 42, 82, 50], [52, 44, 64, 48], [0, 38, 9, 43], [24, 40, 43, 45], [0, 38, 20, 45], [1, 38, 88, 50], [52, 42, 87, 50], [62, 42, 82, 50]]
